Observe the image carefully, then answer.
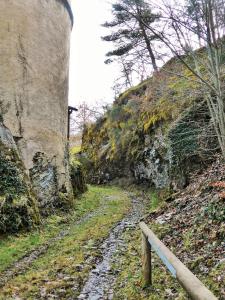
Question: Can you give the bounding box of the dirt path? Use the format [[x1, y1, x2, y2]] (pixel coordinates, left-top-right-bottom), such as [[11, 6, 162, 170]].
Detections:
[[77, 196, 145, 300], [0, 207, 107, 288], [0, 188, 146, 299]]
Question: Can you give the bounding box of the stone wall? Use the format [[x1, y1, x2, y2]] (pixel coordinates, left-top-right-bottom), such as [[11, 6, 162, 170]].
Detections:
[[0, 0, 73, 210]]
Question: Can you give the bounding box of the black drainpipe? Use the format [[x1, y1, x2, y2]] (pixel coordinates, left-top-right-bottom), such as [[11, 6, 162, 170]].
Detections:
[[68, 106, 78, 140]]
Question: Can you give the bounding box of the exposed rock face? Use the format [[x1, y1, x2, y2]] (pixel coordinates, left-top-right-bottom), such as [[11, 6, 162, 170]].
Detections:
[[0, 121, 40, 233], [30, 153, 58, 214], [133, 102, 216, 190], [0, 0, 73, 209], [134, 134, 171, 189], [82, 67, 218, 190], [0, 121, 18, 151]]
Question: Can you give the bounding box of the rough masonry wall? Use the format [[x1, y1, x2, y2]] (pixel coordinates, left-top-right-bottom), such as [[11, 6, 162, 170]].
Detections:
[[0, 0, 73, 209]]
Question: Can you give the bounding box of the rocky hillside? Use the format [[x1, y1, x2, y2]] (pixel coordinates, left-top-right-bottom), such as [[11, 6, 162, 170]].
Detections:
[[82, 54, 218, 191], [112, 158, 225, 299]]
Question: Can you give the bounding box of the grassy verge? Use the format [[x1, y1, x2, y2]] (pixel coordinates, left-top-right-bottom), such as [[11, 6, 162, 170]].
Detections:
[[113, 223, 224, 300], [0, 185, 131, 299], [0, 185, 104, 273]]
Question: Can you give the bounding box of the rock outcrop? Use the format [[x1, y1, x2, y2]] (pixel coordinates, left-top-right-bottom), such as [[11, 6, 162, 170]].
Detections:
[[82, 58, 218, 191]]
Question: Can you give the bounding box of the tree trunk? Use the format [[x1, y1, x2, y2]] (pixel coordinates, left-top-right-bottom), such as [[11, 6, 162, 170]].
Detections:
[[138, 15, 158, 72], [138, 20, 158, 72]]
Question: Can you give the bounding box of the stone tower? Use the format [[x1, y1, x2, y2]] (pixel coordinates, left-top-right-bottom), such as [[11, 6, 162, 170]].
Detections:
[[0, 0, 73, 210]]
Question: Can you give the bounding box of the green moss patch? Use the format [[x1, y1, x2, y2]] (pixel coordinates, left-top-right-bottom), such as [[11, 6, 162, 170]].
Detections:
[[0, 142, 39, 233], [70, 159, 87, 196]]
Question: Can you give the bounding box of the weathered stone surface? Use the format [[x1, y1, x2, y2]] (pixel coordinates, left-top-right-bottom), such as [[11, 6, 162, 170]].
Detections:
[[82, 100, 217, 191], [0, 121, 40, 233], [0, 0, 73, 207], [30, 152, 58, 214], [0, 122, 17, 151], [134, 133, 171, 189], [133, 102, 217, 190]]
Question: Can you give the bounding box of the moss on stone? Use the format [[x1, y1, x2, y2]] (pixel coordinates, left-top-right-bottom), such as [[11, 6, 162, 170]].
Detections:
[[70, 158, 87, 197], [81, 51, 218, 187], [0, 141, 40, 233]]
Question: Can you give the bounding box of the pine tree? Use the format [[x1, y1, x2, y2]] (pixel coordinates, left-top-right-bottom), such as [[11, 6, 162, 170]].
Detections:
[[102, 0, 160, 75]]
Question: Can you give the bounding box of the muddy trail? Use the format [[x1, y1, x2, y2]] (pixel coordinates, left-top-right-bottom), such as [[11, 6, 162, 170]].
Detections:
[[78, 197, 145, 300]]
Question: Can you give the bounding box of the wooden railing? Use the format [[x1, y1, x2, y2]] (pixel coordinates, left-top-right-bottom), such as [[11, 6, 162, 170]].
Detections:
[[140, 222, 217, 300]]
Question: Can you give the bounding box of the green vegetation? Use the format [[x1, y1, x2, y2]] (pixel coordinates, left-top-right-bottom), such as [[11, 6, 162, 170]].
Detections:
[[70, 147, 87, 196], [70, 160, 87, 196], [0, 142, 39, 233], [70, 145, 81, 155], [0, 188, 88, 273], [112, 183, 224, 299], [81, 57, 209, 184], [102, 0, 160, 75], [0, 185, 131, 299], [113, 229, 187, 300], [0, 147, 26, 196], [113, 217, 222, 300], [202, 261, 225, 297], [0, 186, 114, 273], [112, 194, 185, 300], [117, 80, 149, 104], [202, 201, 225, 222], [145, 190, 164, 212]]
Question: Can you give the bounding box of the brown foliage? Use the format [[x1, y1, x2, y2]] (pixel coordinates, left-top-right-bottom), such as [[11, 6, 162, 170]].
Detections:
[[209, 181, 225, 198]]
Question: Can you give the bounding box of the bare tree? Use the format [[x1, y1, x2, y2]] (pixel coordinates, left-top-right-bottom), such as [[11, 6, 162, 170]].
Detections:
[[70, 101, 108, 134], [125, 0, 225, 155]]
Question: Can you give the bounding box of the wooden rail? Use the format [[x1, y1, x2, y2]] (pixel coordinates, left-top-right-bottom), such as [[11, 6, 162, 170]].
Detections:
[[140, 222, 217, 300]]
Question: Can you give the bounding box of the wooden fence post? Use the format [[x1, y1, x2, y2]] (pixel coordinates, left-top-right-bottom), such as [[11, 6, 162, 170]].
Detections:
[[142, 232, 152, 286], [140, 222, 218, 300]]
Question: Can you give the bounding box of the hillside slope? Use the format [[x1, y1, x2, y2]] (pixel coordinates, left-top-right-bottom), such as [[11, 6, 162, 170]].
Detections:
[[82, 55, 217, 191], [113, 158, 225, 299]]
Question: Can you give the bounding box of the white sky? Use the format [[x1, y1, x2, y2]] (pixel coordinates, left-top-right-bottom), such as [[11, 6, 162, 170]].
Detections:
[[69, 0, 120, 107]]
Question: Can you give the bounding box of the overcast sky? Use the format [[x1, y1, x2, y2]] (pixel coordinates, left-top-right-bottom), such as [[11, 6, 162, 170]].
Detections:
[[69, 0, 119, 107]]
